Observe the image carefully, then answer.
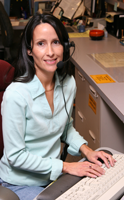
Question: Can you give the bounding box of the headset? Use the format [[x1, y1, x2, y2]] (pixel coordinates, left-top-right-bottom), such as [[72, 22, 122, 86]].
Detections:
[[57, 35, 75, 69]]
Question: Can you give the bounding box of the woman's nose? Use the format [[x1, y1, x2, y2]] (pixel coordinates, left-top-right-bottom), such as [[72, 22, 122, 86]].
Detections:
[[46, 44, 54, 56]]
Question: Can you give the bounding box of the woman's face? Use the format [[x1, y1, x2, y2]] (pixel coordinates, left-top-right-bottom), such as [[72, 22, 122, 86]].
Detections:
[[28, 23, 63, 75]]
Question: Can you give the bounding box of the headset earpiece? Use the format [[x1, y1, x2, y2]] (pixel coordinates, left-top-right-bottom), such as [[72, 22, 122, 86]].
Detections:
[[64, 41, 75, 53], [64, 42, 70, 52]]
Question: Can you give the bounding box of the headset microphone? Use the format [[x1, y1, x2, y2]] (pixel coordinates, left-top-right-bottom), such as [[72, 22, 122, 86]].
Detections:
[[57, 41, 75, 69]]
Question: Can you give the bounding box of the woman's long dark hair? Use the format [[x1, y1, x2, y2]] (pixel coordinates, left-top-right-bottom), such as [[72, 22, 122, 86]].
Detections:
[[13, 12, 73, 83]]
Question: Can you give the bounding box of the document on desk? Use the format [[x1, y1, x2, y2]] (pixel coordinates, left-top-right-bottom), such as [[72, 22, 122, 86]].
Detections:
[[89, 52, 124, 82], [69, 30, 90, 38], [91, 52, 124, 68], [11, 21, 19, 26], [59, 0, 81, 19], [90, 74, 115, 84], [19, 19, 29, 23]]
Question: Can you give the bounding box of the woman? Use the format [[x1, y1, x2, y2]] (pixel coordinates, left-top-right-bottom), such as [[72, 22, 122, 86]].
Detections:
[[0, 13, 115, 200]]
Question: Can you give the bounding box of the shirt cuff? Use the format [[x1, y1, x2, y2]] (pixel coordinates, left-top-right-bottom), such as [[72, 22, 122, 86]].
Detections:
[[50, 158, 63, 181], [68, 137, 88, 156]]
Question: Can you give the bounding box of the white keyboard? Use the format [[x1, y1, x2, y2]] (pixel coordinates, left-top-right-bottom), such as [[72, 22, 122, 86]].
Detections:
[[56, 154, 124, 200]]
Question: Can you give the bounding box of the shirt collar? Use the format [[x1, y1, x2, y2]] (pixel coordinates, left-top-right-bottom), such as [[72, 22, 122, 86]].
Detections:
[[27, 72, 67, 99]]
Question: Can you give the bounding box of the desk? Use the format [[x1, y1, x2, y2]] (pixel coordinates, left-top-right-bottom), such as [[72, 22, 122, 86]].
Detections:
[[10, 19, 29, 30], [11, 20, 78, 32], [71, 34, 124, 153]]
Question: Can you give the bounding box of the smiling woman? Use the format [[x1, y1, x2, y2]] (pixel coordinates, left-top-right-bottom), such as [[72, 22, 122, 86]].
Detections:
[[13, 12, 71, 82], [27, 23, 63, 87], [0, 12, 116, 200], [29, 22, 61, 114]]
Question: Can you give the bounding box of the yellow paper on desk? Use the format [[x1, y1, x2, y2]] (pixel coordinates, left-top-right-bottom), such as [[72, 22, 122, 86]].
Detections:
[[90, 74, 115, 84], [68, 30, 90, 38]]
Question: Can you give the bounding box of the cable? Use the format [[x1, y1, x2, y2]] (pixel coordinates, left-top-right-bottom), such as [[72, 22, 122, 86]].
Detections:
[[60, 80, 70, 161]]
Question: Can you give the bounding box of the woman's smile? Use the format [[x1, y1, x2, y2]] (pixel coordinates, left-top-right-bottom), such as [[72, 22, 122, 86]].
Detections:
[[28, 23, 63, 76], [44, 58, 57, 65]]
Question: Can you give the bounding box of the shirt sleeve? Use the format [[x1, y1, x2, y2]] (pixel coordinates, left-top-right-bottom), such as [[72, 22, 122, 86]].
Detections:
[[1, 89, 62, 181], [61, 77, 88, 156], [61, 117, 88, 156]]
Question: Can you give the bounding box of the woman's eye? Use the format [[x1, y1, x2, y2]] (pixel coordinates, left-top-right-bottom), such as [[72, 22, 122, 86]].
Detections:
[[38, 42, 43, 46], [54, 40, 60, 44]]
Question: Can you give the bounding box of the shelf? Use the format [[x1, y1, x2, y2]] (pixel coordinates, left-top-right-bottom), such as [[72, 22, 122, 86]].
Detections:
[[106, 0, 124, 10], [34, 0, 56, 2]]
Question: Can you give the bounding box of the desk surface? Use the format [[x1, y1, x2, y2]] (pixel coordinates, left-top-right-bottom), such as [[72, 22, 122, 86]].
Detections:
[[11, 19, 29, 30], [11, 20, 78, 32], [71, 34, 124, 122]]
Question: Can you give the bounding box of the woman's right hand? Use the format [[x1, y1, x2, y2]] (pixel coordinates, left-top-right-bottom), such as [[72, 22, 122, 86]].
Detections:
[[62, 161, 105, 178]]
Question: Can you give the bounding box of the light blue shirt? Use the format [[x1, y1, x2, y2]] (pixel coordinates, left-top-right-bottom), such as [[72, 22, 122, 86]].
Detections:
[[0, 73, 87, 186]]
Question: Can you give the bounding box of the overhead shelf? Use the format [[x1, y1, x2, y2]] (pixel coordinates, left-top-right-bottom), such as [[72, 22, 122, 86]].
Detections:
[[106, 0, 124, 10]]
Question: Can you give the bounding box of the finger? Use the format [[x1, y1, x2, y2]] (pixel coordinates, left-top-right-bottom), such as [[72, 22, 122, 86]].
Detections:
[[89, 169, 103, 177], [88, 164, 105, 176], [86, 172, 97, 178], [98, 154, 110, 168], [93, 159, 103, 167], [105, 154, 116, 167], [98, 153, 115, 168], [91, 157, 103, 167], [92, 151, 113, 168]]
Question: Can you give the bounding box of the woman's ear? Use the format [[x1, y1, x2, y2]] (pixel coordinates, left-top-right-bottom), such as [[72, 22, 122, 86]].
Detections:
[[27, 49, 32, 56]]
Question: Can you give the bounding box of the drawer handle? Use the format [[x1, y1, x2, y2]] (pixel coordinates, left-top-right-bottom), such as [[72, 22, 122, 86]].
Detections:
[[89, 130, 96, 141], [78, 111, 85, 122], [78, 71, 85, 81], [89, 85, 98, 98]]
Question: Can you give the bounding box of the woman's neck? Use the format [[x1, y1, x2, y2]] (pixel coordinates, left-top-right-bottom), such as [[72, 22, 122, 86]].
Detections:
[[36, 71, 55, 90]]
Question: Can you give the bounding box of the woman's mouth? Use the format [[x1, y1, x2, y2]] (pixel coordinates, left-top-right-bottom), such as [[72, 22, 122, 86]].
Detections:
[[45, 59, 57, 65]]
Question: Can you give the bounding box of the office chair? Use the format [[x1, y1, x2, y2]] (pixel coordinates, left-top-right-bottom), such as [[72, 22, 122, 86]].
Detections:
[[0, 60, 20, 200], [0, 2, 21, 64]]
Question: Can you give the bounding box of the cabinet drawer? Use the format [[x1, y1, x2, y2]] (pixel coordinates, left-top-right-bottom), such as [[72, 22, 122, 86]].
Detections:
[[75, 105, 87, 141], [87, 129, 100, 150], [75, 68, 100, 142], [85, 83, 100, 142], [75, 68, 88, 115], [75, 106, 100, 150]]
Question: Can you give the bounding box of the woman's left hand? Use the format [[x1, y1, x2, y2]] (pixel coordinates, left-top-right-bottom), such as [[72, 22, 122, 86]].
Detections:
[[86, 150, 116, 168], [80, 144, 116, 168]]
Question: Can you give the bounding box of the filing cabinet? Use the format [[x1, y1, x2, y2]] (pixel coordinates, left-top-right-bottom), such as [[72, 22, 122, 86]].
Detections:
[[75, 68, 124, 153], [75, 68, 100, 150]]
